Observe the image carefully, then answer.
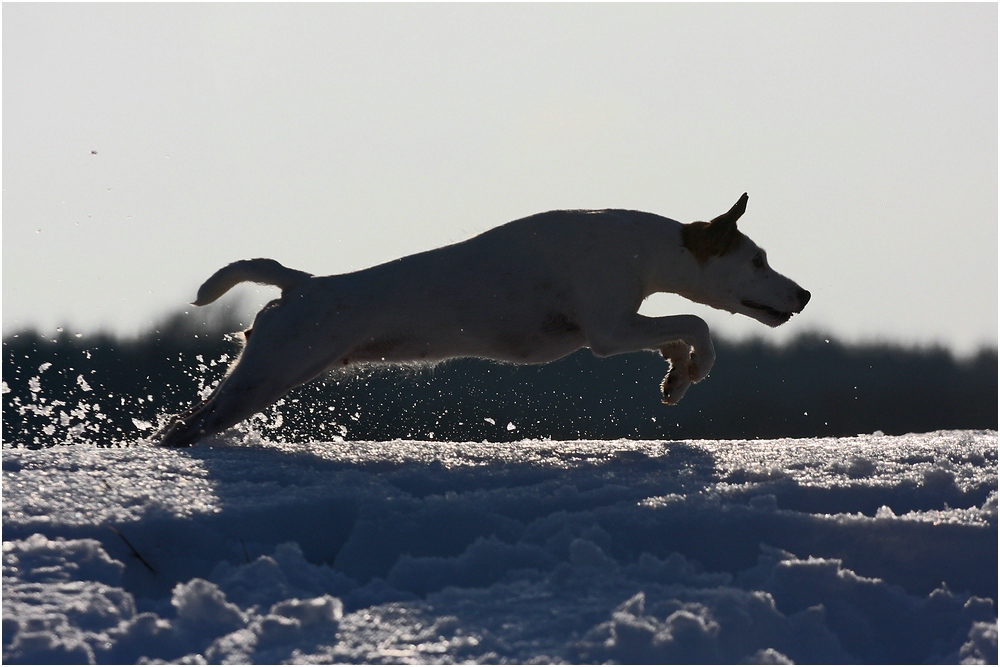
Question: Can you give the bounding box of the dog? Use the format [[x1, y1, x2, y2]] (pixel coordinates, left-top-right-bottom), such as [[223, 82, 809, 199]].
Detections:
[[158, 193, 809, 447]]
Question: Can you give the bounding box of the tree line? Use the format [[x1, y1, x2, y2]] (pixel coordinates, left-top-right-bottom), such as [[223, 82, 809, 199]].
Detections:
[[3, 309, 996, 447]]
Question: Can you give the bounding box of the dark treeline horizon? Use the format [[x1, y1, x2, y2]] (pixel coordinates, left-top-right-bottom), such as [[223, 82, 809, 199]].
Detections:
[[3, 307, 997, 448]]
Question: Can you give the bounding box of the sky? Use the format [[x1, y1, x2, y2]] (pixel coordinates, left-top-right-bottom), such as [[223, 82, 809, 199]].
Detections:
[[3, 3, 997, 354]]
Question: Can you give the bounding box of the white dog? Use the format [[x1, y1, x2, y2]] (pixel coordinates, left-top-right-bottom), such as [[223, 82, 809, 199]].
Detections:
[[159, 194, 809, 447]]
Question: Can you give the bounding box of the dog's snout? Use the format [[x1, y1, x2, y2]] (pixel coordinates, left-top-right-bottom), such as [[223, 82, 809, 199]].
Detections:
[[796, 288, 811, 311]]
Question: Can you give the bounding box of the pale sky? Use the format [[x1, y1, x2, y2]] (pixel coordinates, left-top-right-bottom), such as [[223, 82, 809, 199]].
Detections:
[[3, 3, 997, 354]]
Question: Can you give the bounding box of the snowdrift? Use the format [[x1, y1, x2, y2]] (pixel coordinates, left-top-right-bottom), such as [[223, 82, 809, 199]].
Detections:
[[3, 430, 997, 664]]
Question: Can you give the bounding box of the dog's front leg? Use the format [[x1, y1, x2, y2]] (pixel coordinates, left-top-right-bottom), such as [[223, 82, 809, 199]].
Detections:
[[659, 340, 694, 405], [587, 313, 716, 404]]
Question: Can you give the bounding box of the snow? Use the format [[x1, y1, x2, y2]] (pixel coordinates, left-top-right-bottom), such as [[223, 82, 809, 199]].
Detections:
[[2, 430, 997, 664]]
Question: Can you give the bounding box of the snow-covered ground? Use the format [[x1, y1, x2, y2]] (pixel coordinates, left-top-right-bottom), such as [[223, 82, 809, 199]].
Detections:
[[3, 430, 997, 664]]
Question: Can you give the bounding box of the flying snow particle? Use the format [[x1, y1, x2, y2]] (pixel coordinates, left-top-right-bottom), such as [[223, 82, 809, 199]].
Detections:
[[132, 419, 153, 432]]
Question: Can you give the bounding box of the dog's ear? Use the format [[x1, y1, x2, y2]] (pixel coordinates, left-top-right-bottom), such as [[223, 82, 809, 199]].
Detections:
[[709, 192, 748, 231], [705, 192, 746, 249], [681, 194, 747, 263]]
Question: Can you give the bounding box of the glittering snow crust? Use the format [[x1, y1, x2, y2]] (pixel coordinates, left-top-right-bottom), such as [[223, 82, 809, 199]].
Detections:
[[3, 431, 997, 664]]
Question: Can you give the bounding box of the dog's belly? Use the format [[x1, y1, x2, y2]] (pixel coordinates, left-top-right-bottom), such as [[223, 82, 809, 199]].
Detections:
[[343, 313, 587, 366], [345, 328, 587, 365]]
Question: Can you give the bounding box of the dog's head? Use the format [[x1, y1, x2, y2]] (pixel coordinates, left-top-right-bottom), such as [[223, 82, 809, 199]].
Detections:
[[680, 193, 810, 327]]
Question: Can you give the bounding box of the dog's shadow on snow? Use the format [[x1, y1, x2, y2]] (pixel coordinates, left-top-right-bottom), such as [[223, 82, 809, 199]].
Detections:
[[85, 436, 998, 608], [105, 438, 720, 601]]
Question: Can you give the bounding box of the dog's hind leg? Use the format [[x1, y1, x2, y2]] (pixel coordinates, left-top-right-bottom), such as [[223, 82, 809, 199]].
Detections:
[[158, 388, 281, 448], [158, 354, 335, 447], [159, 323, 355, 447], [156, 378, 232, 447], [158, 369, 311, 447]]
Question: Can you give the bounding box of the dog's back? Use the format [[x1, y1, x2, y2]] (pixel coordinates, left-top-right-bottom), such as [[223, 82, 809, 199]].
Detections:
[[300, 209, 682, 364]]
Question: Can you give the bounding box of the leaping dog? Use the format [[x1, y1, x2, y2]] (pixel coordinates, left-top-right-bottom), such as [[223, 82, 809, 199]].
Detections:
[[159, 194, 809, 447]]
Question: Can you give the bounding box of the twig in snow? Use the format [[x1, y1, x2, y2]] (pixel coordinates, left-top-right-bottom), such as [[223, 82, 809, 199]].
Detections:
[[108, 525, 155, 574], [240, 538, 251, 564]]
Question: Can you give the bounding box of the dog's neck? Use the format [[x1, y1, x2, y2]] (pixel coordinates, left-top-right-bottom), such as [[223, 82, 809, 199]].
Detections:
[[638, 220, 710, 301]]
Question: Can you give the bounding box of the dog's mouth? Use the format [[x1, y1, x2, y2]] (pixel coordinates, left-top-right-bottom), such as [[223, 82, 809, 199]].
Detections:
[[741, 300, 792, 325]]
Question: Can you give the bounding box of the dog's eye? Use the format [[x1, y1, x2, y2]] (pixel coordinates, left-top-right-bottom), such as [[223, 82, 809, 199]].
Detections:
[[752, 253, 765, 269]]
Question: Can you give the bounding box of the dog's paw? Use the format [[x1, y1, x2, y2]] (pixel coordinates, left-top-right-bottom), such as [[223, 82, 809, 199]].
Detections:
[[675, 337, 715, 384], [157, 419, 200, 448], [659, 341, 694, 404], [660, 355, 693, 404], [660, 369, 692, 405], [689, 340, 716, 383], [687, 351, 710, 383]]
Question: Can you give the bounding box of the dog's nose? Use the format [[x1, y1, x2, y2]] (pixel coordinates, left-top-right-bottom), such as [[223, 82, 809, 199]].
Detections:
[[796, 288, 811, 310]]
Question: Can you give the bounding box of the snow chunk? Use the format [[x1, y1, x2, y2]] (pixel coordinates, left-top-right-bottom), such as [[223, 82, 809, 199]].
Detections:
[[172, 579, 246, 635], [270, 595, 343, 627], [960, 621, 998, 664], [3, 534, 124, 585]]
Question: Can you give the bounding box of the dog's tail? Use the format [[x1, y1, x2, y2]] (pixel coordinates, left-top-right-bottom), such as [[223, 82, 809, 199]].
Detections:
[[192, 258, 313, 306]]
